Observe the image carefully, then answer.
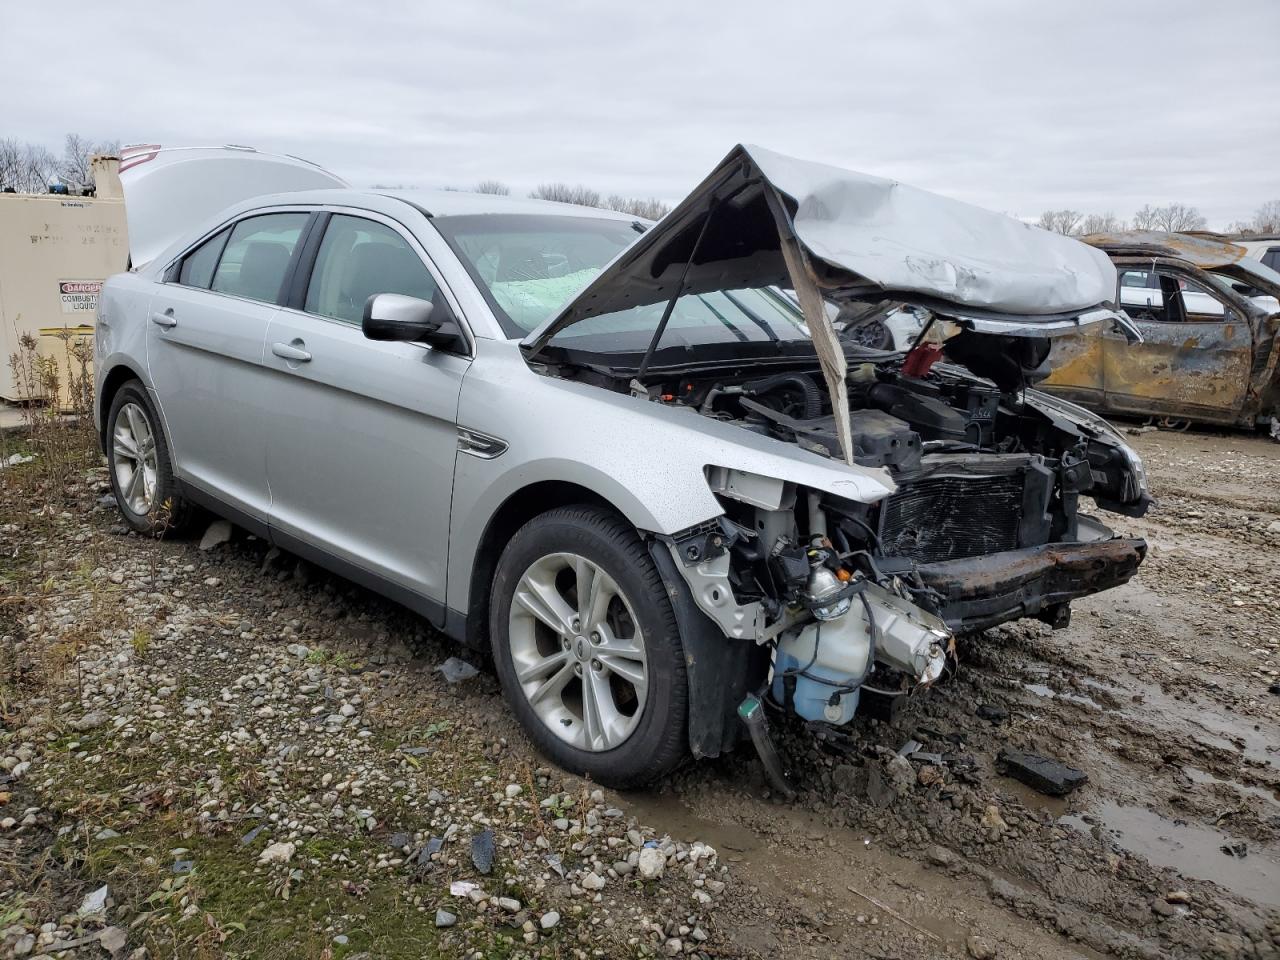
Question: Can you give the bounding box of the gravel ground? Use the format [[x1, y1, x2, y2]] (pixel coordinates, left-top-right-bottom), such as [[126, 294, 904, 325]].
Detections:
[[1, 425, 1279, 959]]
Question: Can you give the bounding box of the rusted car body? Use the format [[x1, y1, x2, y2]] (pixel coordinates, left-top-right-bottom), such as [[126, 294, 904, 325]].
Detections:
[[1040, 232, 1280, 429]]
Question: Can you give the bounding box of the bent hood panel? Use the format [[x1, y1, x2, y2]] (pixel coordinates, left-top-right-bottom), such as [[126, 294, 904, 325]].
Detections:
[[524, 143, 1118, 353]]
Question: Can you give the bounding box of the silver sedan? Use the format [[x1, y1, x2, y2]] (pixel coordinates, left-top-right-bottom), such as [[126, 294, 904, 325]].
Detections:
[[95, 144, 1149, 787]]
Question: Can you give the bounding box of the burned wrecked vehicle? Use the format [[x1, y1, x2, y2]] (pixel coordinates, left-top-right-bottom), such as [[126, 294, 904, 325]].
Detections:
[[1041, 231, 1280, 431], [96, 144, 1147, 789]]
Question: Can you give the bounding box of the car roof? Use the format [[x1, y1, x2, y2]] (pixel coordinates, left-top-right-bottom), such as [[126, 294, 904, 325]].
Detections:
[[231, 187, 638, 222], [1082, 230, 1249, 270], [141, 186, 639, 277]]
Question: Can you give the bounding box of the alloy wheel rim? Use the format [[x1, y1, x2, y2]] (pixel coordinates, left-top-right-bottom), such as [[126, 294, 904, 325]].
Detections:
[[507, 552, 648, 752], [112, 402, 159, 515]]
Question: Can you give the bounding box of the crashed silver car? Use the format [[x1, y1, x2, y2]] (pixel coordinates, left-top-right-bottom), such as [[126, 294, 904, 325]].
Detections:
[[95, 144, 1149, 787]]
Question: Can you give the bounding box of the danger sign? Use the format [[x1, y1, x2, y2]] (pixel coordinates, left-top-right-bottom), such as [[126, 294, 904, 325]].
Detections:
[[59, 279, 102, 314]]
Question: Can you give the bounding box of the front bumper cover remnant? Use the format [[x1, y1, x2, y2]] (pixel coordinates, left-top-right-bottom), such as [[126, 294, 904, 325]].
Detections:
[[916, 538, 1147, 633]]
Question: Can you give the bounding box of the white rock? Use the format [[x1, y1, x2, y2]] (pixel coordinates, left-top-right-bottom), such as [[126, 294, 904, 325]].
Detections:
[[79, 884, 110, 916], [505, 784, 522, 799], [540, 910, 561, 929], [638, 846, 665, 879], [258, 841, 295, 864], [581, 871, 606, 891], [99, 926, 127, 956], [199, 520, 233, 550]]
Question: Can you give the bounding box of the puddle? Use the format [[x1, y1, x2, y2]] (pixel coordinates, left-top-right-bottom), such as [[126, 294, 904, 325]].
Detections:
[[1061, 800, 1280, 907], [1084, 677, 1277, 769], [625, 792, 763, 857], [625, 790, 973, 946], [996, 776, 1070, 819], [1184, 766, 1280, 808]]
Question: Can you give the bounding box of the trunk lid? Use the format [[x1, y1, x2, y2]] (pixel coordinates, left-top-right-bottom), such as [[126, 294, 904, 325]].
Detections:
[[119, 144, 347, 269]]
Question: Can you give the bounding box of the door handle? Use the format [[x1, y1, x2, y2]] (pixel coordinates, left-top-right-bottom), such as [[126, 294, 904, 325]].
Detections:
[[272, 340, 312, 362], [150, 311, 177, 328]]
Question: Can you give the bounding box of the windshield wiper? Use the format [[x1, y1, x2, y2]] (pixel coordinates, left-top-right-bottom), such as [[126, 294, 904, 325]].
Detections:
[[723, 290, 780, 344], [696, 294, 750, 343]]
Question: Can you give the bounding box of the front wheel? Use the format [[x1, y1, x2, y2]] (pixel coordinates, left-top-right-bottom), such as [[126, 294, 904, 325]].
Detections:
[[489, 506, 688, 788]]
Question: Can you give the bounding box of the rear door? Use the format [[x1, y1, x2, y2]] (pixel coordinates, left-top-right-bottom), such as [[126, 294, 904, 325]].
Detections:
[[1103, 266, 1252, 422], [146, 209, 312, 520], [261, 210, 471, 616]]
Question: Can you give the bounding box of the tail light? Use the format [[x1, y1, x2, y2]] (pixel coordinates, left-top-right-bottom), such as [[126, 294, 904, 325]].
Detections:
[[118, 144, 161, 173]]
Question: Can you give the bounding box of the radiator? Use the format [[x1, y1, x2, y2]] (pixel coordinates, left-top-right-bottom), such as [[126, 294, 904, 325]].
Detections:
[[878, 473, 1025, 564]]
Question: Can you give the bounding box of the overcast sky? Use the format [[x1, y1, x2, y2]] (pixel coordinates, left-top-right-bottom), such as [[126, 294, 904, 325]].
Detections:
[[4, 0, 1277, 227]]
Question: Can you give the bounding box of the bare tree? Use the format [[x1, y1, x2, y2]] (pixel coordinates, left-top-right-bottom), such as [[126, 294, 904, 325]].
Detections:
[[529, 183, 602, 208], [604, 194, 670, 220], [0, 137, 22, 190], [1080, 212, 1124, 235], [1036, 209, 1084, 235], [1131, 204, 1160, 231], [1251, 199, 1280, 234], [474, 179, 510, 195], [20, 143, 58, 192], [59, 134, 120, 192], [1152, 203, 1206, 233], [59, 133, 96, 191]]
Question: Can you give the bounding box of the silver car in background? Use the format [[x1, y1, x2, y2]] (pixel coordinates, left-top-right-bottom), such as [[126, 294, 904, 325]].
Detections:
[[95, 144, 1150, 788]]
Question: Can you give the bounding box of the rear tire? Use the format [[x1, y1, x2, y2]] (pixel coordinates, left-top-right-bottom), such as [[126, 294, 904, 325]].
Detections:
[[489, 506, 688, 788], [106, 381, 193, 536]]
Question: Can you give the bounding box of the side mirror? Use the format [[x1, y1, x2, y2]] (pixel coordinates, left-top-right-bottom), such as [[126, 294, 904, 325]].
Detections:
[[362, 293, 440, 342]]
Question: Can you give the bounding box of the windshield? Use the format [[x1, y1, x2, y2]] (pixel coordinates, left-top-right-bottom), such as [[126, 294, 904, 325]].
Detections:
[[1206, 267, 1280, 316], [433, 213, 809, 350], [432, 214, 642, 337]]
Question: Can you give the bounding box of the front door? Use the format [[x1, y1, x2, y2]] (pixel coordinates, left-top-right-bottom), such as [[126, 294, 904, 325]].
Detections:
[[146, 210, 311, 519], [262, 212, 470, 616], [1103, 265, 1252, 422]]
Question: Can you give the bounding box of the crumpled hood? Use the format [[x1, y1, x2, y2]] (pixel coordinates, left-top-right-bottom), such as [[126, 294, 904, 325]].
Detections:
[[522, 143, 1120, 466], [524, 143, 1118, 354]]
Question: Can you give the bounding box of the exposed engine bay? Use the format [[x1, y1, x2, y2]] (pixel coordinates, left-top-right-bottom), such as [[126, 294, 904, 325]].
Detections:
[[620, 335, 1151, 738]]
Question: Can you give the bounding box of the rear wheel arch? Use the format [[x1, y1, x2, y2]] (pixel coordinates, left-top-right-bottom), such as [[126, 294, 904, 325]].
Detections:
[[98, 364, 150, 448]]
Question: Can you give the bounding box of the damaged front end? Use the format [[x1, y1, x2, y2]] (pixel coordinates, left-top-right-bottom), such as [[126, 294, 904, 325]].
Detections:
[[522, 144, 1151, 758]]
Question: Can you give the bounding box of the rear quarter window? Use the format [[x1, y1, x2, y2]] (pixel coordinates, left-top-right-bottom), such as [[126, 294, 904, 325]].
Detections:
[[177, 228, 230, 288]]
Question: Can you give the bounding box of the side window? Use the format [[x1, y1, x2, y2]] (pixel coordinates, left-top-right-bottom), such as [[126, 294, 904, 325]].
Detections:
[[210, 212, 309, 304], [1263, 248, 1280, 272], [177, 228, 230, 288], [1174, 275, 1226, 321], [1118, 269, 1162, 318], [304, 215, 439, 324]]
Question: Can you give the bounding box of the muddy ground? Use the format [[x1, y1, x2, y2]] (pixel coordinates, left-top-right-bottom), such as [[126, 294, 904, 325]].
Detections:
[[2, 425, 1279, 959]]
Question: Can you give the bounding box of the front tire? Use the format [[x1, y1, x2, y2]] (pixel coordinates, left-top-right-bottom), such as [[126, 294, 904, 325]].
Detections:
[[490, 506, 688, 788], [106, 381, 193, 536]]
